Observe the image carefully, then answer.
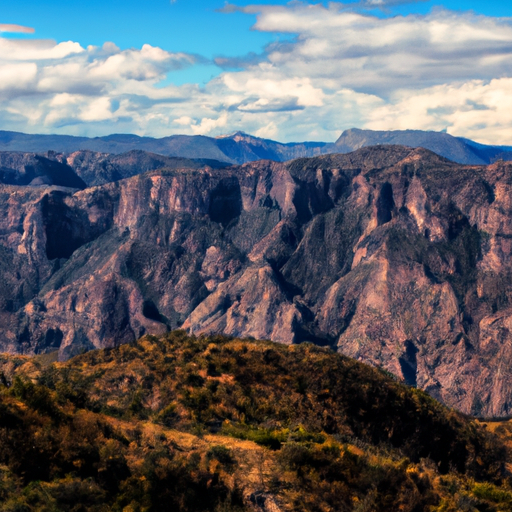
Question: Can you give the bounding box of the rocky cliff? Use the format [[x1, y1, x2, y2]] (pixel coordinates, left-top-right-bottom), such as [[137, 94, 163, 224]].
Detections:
[[3, 145, 512, 416]]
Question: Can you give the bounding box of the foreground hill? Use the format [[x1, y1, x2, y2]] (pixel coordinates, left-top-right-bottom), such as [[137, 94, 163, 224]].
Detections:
[[0, 332, 510, 511], [4, 146, 512, 415], [1, 128, 512, 165]]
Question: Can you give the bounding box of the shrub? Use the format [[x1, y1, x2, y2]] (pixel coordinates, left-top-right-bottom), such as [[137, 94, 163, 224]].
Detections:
[[157, 402, 178, 427], [207, 445, 234, 466], [472, 482, 512, 505], [222, 423, 287, 450]]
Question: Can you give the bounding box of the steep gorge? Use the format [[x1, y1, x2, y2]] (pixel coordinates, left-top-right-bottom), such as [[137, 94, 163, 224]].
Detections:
[[1, 146, 512, 416]]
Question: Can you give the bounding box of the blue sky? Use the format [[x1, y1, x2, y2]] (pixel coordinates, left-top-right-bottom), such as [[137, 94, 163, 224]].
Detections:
[[3, 0, 510, 83], [1, 0, 512, 142]]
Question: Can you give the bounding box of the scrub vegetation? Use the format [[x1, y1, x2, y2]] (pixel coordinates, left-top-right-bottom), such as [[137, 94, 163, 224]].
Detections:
[[0, 331, 511, 511]]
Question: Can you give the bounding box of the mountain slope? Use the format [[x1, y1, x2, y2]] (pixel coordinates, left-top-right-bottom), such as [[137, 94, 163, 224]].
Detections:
[[333, 128, 495, 165], [0, 149, 229, 189], [60, 149, 229, 187], [0, 152, 87, 189], [0, 332, 509, 511]]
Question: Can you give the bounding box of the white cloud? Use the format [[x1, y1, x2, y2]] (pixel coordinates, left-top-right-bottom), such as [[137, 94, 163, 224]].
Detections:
[[0, 63, 37, 92], [173, 115, 194, 126], [255, 121, 278, 139], [0, 38, 83, 61], [2, 3, 512, 144], [0, 36, 200, 135], [242, 4, 512, 96], [191, 112, 229, 135], [365, 78, 512, 145]]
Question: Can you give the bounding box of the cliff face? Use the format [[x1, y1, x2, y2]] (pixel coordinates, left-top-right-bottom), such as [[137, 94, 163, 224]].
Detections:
[[3, 145, 512, 416], [60, 149, 230, 187]]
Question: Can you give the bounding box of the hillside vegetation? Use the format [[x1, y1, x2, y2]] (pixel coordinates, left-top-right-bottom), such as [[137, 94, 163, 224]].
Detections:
[[0, 331, 511, 511]]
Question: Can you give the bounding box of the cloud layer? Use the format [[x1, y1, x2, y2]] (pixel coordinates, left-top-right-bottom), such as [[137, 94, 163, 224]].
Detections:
[[2, 3, 512, 144]]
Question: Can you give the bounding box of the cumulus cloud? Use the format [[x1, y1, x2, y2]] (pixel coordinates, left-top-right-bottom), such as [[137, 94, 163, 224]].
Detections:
[[365, 78, 512, 145], [0, 39, 194, 96], [237, 3, 512, 96], [202, 3, 512, 142], [2, 3, 512, 144], [0, 36, 200, 135], [0, 38, 83, 61]]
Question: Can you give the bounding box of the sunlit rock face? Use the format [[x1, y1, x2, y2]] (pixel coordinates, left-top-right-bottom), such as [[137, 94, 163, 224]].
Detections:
[[2, 145, 512, 416]]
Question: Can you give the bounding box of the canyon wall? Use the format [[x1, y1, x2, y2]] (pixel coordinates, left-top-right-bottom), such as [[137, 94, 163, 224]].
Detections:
[[2, 146, 512, 415]]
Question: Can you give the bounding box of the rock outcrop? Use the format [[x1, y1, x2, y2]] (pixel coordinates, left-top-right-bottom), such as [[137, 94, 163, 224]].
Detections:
[[3, 145, 512, 416], [0, 152, 86, 188]]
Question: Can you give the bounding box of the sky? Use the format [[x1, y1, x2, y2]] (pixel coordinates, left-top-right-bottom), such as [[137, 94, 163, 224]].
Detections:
[[1, 0, 512, 144]]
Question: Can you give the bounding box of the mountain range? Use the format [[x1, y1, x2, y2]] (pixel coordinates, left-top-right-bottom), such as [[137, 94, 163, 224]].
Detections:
[[2, 127, 512, 165], [3, 144, 512, 417]]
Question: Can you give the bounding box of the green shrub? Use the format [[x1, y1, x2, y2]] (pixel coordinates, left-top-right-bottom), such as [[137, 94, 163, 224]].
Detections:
[[207, 445, 234, 466], [157, 402, 178, 427], [472, 482, 512, 505], [221, 423, 287, 450]]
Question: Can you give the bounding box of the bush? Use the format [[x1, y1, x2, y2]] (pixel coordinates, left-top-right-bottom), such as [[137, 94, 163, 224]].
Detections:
[[222, 423, 287, 450], [157, 402, 178, 427], [472, 482, 512, 505], [207, 445, 234, 466], [278, 443, 314, 469]]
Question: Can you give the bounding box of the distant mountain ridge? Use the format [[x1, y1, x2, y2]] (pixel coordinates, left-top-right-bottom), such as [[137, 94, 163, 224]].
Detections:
[[334, 128, 512, 165], [1, 127, 511, 165], [0, 130, 328, 165]]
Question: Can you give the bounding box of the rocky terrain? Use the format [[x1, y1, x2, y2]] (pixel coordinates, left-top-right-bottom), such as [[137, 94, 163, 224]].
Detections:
[[3, 145, 512, 416], [2, 127, 512, 165]]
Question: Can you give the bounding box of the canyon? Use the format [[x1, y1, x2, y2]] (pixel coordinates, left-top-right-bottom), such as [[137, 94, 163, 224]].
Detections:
[[1, 145, 512, 416]]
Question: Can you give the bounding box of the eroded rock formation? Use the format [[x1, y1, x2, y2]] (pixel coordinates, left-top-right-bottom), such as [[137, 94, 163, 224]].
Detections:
[[2, 145, 512, 416]]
